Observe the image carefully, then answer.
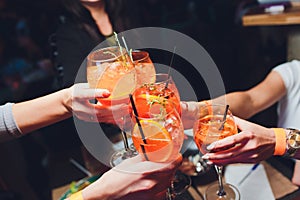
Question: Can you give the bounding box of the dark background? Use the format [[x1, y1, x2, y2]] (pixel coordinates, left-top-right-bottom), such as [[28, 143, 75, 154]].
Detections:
[[0, 0, 293, 199]]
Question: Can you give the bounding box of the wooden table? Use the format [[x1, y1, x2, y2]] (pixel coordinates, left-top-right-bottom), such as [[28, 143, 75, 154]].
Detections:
[[242, 3, 300, 26], [242, 2, 300, 62]]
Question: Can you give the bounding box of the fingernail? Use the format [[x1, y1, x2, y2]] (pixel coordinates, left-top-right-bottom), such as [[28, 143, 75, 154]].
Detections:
[[102, 90, 110, 98], [207, 143, 215, 150], [206, 160, 213, 165]]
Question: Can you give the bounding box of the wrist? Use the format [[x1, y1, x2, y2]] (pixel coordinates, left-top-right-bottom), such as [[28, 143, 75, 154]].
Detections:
[[81, 178, 109, 200], [61, 87, 73, 116]]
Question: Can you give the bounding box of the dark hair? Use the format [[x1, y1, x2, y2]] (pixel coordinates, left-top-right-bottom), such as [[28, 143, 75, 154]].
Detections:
[[61, 0, 138, 40], [61, 0, 99, 40]]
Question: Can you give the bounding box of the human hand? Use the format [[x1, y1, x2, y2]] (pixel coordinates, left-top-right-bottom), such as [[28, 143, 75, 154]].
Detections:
[[82, 154, 182, 200], [202, 117, 276, 165], [68, 83, 130, 124], [181, 101, 202, 129]]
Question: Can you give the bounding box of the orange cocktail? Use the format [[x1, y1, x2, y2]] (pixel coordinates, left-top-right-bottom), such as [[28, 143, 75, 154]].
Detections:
[[131, 50, 156, 88], [131, 107, 184, 162], [194, 115, 237, 154], [87, 46, 136, 106], [132, 74, 181, 118], [193, 104, 240, 200]]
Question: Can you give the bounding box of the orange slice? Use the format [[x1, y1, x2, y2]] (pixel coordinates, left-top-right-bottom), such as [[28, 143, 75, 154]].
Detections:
[[132, 120, 174, 162], [134, 94, 169, 118]]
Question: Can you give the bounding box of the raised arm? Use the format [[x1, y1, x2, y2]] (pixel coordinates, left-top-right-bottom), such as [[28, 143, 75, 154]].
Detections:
[[221, 70, 286, 119], [12, 83, 110, 134]]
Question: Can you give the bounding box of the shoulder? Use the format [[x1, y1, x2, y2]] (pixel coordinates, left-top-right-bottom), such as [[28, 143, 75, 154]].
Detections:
[[272, 60, 300, 75], [272, 60, 300, 90]]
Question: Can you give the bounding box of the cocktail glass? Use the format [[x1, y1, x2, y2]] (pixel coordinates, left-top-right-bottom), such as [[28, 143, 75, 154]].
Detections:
[[132, 73, 181, 118], [131, 50, 156, 88], [86, 46, 138, 167], [131, 103, 190, 199], [193, 104, 240, 200], [131, 74, 190, 198]]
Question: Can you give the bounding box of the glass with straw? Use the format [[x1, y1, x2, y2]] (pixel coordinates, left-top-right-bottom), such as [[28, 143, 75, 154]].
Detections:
[[86, 45, 138, 167], [131, 50, 156, 87], [131, 73, 181, 118], [121, 36, 156, 88], [193, 104, 240, 200], [129, 94, 189, 199]]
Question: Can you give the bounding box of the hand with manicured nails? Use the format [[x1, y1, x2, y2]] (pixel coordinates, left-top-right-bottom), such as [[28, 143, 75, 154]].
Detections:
[[202, 117, 276, 165], [80, 154, 183, 200]]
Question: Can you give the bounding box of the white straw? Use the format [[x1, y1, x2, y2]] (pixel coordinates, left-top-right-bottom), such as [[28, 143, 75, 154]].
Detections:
[[69, 158, 92, 177], [122, 36, 129, 54]]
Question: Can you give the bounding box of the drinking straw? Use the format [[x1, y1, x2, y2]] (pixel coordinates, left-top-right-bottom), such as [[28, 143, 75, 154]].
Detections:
[[129, 94, 149, 160], [219, 105, 229, 130], [129, 94, 147, 143], [165, 46, 176, 90], [69, 158, 92, 177], [121, 36, 129, 54], [121, 36, 133, 62], [113, 32, 126, 61]]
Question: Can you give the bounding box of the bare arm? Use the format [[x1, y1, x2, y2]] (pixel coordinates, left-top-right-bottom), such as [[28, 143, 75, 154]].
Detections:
[[13, 87, 72, 134], [12, 83, 110, 134], [219, 70, 286, 119]]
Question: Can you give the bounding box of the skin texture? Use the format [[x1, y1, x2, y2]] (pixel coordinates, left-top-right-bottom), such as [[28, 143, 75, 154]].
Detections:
[[201, 117, 276, 165], [180, 70, 288, 165], [66, 155, 182, 200], [214, 70, 286, 119], [7, 82, 182, 200], [11, 83, 131, 134]]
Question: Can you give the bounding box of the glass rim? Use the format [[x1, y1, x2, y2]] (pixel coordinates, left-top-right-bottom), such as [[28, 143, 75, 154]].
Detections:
[[149, 73, 173, 84], [132, 50, 150, 63], [87, 46, 127, 63], [198, 104, 232, 125]]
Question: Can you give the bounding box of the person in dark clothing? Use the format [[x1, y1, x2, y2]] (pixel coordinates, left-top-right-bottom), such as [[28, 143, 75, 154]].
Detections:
[[54, 0, 141, 88], [42, 0, 143, 184]]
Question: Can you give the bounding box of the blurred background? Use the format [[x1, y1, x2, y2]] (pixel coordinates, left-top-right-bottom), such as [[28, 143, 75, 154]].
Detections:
[[0, 0, 294, 199]]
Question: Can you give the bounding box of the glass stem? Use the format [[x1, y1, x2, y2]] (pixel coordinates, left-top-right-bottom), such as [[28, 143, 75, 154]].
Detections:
[[215, 165, 226, 196], [120, 116, 130, 151], [121, 130, 130, 151]]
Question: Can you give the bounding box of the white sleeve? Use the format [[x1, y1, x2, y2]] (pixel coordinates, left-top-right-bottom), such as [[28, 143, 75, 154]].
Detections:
[[0, 103, 22, 142], [272, 60, 300, 92]]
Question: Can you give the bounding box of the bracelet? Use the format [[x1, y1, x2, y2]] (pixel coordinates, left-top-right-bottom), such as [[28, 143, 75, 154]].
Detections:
[[69, 191, 83, 200], [284, 128, 300, 157], [272, 128, 287, 156]]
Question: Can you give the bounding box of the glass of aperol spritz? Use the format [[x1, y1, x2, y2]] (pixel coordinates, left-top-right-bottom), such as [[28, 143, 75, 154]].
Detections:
[[193, 104, 240, 200], [131, 50, 156, 88], [130, 75, 190, 199], [132, 73, 181, 118], [86, 46, 138, 167]]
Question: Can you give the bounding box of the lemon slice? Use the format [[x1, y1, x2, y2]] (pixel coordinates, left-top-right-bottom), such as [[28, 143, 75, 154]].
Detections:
[[132, 120, 174, 162]]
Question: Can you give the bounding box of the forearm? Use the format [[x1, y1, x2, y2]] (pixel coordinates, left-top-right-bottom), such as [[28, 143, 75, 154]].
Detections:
[[217, 91, 257, 119], [12, 87, 72, 134]]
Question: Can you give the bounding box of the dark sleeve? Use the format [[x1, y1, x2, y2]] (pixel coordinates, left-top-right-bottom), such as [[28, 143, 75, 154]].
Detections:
[[55, 23, 97, 88]]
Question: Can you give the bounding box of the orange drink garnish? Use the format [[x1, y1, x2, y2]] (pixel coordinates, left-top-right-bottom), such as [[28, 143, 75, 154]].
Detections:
[[132, 120, 174, 162], [132, 83, 181, 118]]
